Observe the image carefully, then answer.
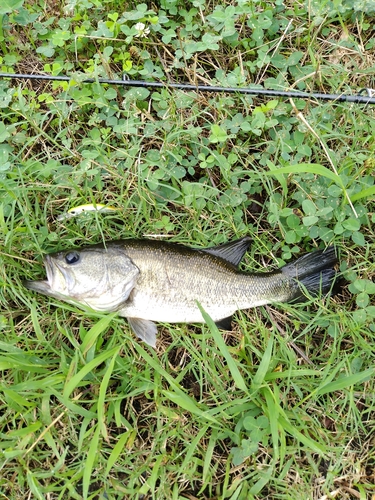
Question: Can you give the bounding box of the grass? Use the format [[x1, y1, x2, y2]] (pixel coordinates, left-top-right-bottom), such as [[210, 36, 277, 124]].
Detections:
[[1, 0, 375, 498]]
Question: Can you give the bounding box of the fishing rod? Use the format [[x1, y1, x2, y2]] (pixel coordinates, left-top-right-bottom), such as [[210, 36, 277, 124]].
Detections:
[[1, 72, 375, 105]]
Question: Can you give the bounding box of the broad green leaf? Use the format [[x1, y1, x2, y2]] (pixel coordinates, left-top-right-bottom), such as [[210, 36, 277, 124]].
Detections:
[[303, 215, 319, 226], [209, 124, 228, 143], [0, 121, 10, 142], [356, 292, 369, 308], [0, 0, 24, 15], [352, 231, 366, 246], [302, 199, 317, 215], [342, 218, 361, 232]]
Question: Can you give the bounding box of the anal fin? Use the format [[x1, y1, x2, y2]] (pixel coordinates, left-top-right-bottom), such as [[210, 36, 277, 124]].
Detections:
[[127, 317, 157, 347], [215, 316, 233, 330]]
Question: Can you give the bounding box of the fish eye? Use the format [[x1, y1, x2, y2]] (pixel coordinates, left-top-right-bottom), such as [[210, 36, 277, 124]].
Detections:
[[65, 251, 80, 265]]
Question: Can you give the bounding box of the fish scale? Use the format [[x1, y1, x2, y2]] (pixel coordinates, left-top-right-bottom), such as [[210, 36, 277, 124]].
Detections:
[[119, 243, 291, 323]]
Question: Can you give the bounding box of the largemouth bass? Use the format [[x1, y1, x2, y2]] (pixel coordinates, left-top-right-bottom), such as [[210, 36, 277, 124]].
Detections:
[[24, 237, 338, 347]]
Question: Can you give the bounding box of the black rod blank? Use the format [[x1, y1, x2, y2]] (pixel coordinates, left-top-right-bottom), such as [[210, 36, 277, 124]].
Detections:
[[0, 72, 374, 104]]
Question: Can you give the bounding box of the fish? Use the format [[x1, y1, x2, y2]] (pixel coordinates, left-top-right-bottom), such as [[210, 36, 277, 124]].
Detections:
[[24, 237, 339, 348]]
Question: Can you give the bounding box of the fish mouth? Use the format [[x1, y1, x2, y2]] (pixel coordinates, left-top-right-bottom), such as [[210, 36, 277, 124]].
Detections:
[[24, 255, 68, 299], [23, 278, 52, 295], [24, 255, 53, 295]]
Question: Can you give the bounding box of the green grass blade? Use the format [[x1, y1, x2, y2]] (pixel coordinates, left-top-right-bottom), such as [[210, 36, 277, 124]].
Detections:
[[134, 341, 219, 424], [104, 430, 134, 476], [144, 454, 165, 492], [202, 429, 218, 483], [197, 303, 248, 393], [162, 389, 219, 423], [266, 163, 345, 187], [249, 465, 275, 495], [266, 160, 288, 195], [264, 385, 279, 463], [178, 425, 210, 472], [279, 416, 326, 454], [0, 355, 50, 373], [26, 471, 44, 500], [316, 367, 374, 395], [133, 341, 181, 388], [349, 185, 375, 202], [2, 387, 35, 408], [80, 314, 116, 357], [30, 304, 44, 341], [7, 421, 42, 438], [63, 346, 119, 399], [82, 424, 101, 500], [265, 368, 321, 380], [97, 346, 120, 439], [251, 334, 274, 389]]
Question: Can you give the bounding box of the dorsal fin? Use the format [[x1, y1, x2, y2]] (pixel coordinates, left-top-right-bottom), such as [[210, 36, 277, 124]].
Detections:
[[201, 236, 251, 267]]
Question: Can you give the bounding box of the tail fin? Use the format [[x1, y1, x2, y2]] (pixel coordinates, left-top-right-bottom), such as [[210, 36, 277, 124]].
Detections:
[[281, 246, 339, 301]]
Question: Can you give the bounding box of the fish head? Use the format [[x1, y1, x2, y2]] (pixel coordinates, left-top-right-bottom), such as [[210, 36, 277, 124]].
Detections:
[[24, 245, 139, 312]]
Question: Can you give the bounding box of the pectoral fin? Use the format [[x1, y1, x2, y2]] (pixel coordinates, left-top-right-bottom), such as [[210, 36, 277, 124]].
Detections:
[[127, 317, 157, 347]]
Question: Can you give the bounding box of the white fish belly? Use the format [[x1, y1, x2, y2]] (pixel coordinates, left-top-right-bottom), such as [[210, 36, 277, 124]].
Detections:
[[118, 288, 273, 324]]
